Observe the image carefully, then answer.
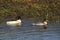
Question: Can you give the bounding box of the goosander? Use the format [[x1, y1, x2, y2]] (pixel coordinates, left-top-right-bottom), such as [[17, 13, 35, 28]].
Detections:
[[32, 21, 47, 26], [6, 19, 21, 26], [32, 18, 48, 26], [32, 18, 48, 29]]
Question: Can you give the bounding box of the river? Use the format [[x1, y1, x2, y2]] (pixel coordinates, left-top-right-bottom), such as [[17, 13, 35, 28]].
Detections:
[[0, 18, 60, 40]]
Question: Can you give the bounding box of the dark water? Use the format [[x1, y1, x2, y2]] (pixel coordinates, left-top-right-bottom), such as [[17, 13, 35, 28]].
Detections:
[[0, 19, 60, 40]]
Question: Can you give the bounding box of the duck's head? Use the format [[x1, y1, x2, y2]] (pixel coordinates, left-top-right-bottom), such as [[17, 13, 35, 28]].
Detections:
[[43, 18, 48, 22]]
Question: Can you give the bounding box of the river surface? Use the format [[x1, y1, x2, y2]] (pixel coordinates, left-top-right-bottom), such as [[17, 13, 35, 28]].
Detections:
[[0, 18, 60, 40]]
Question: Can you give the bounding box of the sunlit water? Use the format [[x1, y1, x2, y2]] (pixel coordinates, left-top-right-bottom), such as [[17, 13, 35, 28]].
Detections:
[[0, 19, 60, 40]]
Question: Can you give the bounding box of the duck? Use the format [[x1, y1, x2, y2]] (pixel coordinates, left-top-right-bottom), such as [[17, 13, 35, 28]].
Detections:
[[32, 18, 48, 29], [6, 19, 21, 26], [6, 16, 22, 26]]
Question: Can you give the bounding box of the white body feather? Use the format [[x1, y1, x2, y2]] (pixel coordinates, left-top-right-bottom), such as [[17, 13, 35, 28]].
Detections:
[[32, 22, 47, 26], [6, 19, 21, 26]]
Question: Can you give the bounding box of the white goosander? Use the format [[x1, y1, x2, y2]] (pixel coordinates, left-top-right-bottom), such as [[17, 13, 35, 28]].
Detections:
[[6, 19, 21, 26], [32, 18, 48, 26]]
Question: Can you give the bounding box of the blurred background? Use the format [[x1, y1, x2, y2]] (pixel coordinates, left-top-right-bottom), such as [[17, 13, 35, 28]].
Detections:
[[0, 0, 60, 23]]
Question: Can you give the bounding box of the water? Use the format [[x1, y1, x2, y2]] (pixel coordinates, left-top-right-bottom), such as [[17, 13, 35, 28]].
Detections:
[[0, 19, 60, 40]]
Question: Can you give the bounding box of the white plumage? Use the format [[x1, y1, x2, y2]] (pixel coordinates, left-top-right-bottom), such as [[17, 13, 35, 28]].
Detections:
[[32, 21, 47, 26], [32, 18, 48, 26], [6, 19, 21, 26]]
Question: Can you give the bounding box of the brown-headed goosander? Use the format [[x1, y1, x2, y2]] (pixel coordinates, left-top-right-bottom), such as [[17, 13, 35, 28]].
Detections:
[[32, 18, 48, 29]]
